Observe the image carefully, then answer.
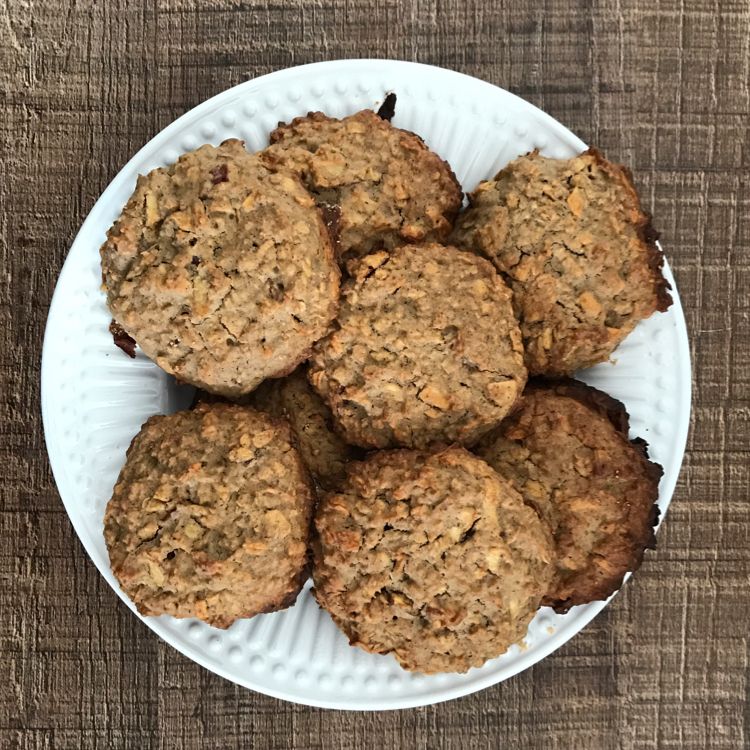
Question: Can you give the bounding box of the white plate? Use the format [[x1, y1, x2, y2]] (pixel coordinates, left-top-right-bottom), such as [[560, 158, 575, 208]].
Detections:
[[41, 60, 691, 710]]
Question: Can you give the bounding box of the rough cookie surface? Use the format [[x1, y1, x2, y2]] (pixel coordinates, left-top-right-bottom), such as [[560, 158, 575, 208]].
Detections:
[[312, 446, 554, 673], [262, 110, 462, 260], [308, 243, 528, 449], [249, 367, 363, 491], [451, 149, 672, 375], [475, 379, 662, 611], [104, 403, 314, 628], [100, 139, 340, 397]]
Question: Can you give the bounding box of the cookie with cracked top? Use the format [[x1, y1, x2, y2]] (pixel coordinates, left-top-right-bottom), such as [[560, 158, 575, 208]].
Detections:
[[104, 402, 315, 628], [100, 138, 340, 397], [309, 242, 527, 449], [451, 148, 672, 375], [475, 378, 662, 612], [262, 109, 462, 261], [312, 445, 554, 673]]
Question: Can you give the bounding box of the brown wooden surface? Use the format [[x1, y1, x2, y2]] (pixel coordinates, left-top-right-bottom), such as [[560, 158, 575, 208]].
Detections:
[[1, 1, 748, 748]]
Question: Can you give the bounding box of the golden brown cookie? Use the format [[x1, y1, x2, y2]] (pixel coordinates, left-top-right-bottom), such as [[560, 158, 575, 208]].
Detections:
[[309, 243, 527, 449], [451, 149, 671, 375], [100, 139, 340, 397], [248, 367, 364, 491], [262, 109, 462, 261], [312, 446, 554, 673], [104, 403, 314, 628], [475, 378, 662, 612]]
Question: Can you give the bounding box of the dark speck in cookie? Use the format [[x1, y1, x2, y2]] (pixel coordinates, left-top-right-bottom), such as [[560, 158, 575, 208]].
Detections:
[[109, 320, 136, 358], [210, 163, 229, 184], [376, 92, 397, 121], [320, 203, 342, 252]]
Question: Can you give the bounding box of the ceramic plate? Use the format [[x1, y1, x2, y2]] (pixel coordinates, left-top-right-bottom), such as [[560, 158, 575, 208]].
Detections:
[[41, 60, 691, 710]]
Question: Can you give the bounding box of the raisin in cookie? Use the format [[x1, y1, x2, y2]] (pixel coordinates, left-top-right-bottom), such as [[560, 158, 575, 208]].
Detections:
[[104, 403, 314, 628], [262, 109, 462, 261], [451, 149, 672, 375], [312, 446, 554, 673], [475, 379, 662, 611], [309, 243, 527, 449], [100, 139, 339, 397]]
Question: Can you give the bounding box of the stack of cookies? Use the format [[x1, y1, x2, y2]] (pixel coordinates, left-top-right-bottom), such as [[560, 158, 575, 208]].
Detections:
[[101, 99, 671, 674]]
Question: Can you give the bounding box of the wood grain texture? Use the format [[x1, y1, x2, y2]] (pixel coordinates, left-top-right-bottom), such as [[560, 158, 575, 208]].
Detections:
[[1, 1, 748, 748]]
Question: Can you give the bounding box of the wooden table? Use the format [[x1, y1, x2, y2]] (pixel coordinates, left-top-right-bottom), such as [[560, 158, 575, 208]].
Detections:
[[2, 2, 747, 748]]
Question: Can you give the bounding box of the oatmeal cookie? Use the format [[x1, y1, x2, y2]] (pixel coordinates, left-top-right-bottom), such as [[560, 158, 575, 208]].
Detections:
[[476, 379, 662, 611], [308, 243, 527, 449], [451, 149, 672, 374], [100, 139, 339, 397], [312, 446, 554, 673], [262, 109, 462, 261], [249, 367, 364, 491], [104, 403, 314, 628]]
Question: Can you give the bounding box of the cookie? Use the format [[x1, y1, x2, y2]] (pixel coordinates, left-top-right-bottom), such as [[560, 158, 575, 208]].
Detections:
[[451, 148, 672, 375], [475, 379, 662, 612], [100, 139, 340, 397], [312, 446, 554, 673], [262, 109, 462, 261], [248, 367, 364, 491], [308, 243, 527, 449], [104, 403, 314, 628]]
